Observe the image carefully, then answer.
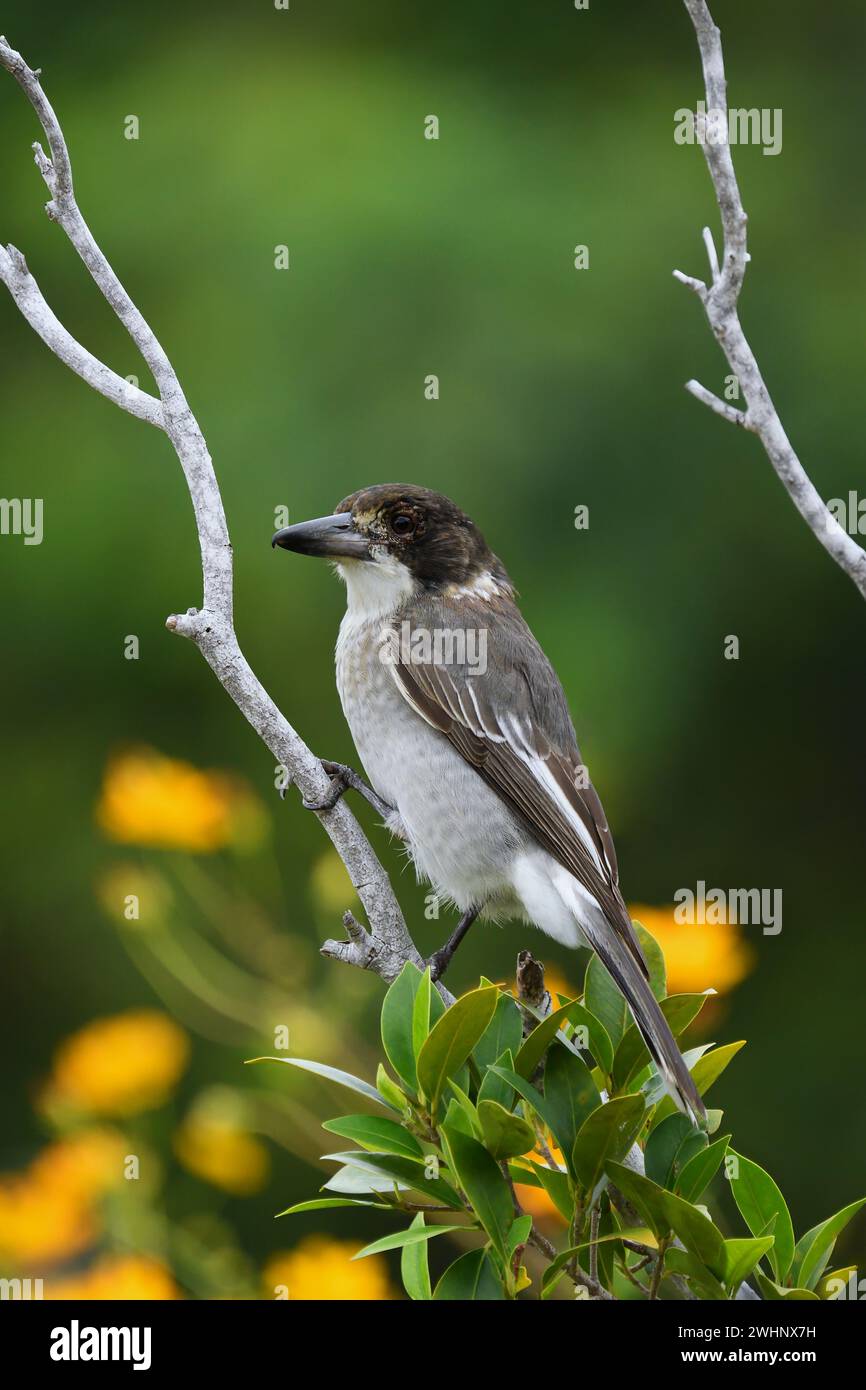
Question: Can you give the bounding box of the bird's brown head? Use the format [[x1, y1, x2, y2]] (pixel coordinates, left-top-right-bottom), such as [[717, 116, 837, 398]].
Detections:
[[273, 483, 510, 593]]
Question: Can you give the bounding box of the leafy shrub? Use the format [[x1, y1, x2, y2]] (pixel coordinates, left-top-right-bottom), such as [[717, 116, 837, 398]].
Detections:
[[257, 945, 863, 1301]]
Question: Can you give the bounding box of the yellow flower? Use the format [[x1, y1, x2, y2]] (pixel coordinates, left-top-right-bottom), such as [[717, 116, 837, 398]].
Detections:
[[0, 1171, 96, 1265], [263, 1237, 394, 1300], [47, 1255, 180, 1300], [629, 904, 755, 995], [29, 1128, 127, 1202], [175, 1115, 269, 1196], [46, 1010, 189, 1116], [96, 746, 267, 853]]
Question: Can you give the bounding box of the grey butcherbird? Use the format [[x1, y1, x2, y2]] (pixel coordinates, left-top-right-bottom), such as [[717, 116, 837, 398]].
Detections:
[[273, 484, 705, 1124]]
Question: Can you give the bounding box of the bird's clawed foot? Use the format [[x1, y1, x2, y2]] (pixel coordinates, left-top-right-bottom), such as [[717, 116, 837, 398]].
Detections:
[[426, 905, 480, 982], [426, 946, 452, 984], [301, 760, 394, 818], [301, 764, 349, 812]]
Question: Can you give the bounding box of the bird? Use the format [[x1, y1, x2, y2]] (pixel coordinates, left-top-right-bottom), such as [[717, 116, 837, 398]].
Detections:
[[273, 483, 705, 1124]]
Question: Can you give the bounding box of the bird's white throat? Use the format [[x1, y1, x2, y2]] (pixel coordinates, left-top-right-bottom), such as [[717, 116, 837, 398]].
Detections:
[[335, 552, 416, 626]]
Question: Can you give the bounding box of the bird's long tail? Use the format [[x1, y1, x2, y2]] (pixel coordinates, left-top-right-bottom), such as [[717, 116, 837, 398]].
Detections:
[[556, 878, 706, 1126]]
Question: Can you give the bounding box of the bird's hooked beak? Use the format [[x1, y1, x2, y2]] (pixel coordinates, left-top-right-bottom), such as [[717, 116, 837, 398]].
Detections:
[[271, 512, 370, 560]]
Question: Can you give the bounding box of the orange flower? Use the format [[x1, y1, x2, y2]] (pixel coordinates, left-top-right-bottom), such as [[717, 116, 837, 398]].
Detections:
[[46, 1010, 189, 1116], [96, 747, 267, 853], [629, 904, 755, 995], [263, 1238, 394, 1301], [0, 1128, 127, 1266], [47, 1255, 180, 1300]]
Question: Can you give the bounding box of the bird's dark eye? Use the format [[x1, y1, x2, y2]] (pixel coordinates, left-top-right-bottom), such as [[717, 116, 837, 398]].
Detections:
[[389, 511, 416, 538]]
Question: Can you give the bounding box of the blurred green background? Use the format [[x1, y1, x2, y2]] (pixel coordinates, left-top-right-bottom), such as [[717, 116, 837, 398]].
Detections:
[[1, 0, 864, 1297]]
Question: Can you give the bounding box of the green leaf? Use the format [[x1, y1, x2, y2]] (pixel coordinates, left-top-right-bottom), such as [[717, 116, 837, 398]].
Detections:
[[322, 1150, 463, 1209], [665, 1247, 727, 1300], [381, 961, 424, 1092], [441, 1126, 514, 1262], [443, 1096, 476, 1140], [447, 1078, 482, 1136], [433, 1248, 505, 1300], [676, 1134, 730, 1204], [604, 1161, 671, 1242], [643, 1044, 714, 1109], [323, 1164, 409, 1196], [515, 1001, 613, 1079], [584, 955, 629, 1048], [473, 991, 523, 1072], [677, 1133, 709, 1183], [322, 1114, 424, 1161], [276, 1197, 388, 1216], [487, 1064, 559, 1134], [815, 1266, 858, 1300], [417, 985, 499, 1114], [353, 1223, 465, 1260], [687, 1040, 746, 1094], [662, 992, 714, 1034], [477, 1048, 517, 1110], [633, 921, 667, 1000], [411, 966, 444, 1062], [376, 1064, 409, 1114], [507, 1214, 533, 1256], [571, 1095, 646, 1196], [401, 1213, 432, 1300], [723, 1237, 775, 1292], [612, 994, 710, 1091], [508, 1159, 542, 1188], [729, 1151, 795, 1283], [543, 1045, 601, 1170], [477, 1099, 537, 1160], [661, 1191, 727, 1279], [651, 1041, 746, 1127], [529, 1161, 574, 1223], [645, 1114, 696, 1189], [793, 1198, 866, 1291], [565, 1003, 615, 1076], [246, 1056, 389, 1109], [606, 1161, 726, 1277], [754, 1270, 819, 1301]]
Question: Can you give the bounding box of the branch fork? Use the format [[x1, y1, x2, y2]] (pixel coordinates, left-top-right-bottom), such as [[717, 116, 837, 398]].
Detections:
[[674, 1, 866, 600]]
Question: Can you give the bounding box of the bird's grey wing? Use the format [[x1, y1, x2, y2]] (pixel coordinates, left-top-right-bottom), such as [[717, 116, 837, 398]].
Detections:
[[386, 594, 648, 979]]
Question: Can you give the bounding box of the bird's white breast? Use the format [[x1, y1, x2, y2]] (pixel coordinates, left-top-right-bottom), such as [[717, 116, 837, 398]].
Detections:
[[335, 607, 526, 914]]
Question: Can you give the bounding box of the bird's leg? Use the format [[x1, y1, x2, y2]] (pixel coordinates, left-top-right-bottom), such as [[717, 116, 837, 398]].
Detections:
[[427, 905, 480, 982], [300, 759, 395, 818]]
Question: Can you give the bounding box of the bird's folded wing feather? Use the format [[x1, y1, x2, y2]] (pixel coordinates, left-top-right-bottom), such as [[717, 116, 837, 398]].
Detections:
[[386, 594, 648, 979]]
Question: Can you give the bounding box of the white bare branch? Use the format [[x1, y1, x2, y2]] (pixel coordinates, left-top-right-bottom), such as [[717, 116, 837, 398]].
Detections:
[[684, 378, 747, 427], [677, 0, 866, 601], [0, 242, 162, 426], [0, 35, 421, 986]]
